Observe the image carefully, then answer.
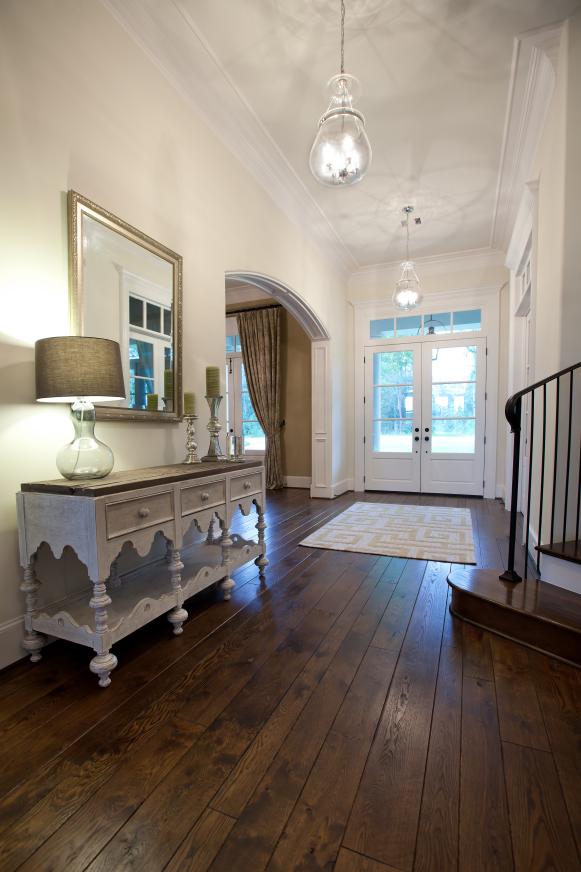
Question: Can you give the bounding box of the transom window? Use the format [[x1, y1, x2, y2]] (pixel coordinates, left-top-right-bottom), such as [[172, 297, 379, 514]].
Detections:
[[370, 308, 481, 340]]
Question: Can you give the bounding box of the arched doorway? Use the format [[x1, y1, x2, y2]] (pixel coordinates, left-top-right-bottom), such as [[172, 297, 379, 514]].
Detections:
[[226, 271, 333, 498]]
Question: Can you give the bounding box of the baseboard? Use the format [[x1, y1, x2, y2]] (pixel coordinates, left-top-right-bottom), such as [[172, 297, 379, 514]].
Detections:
[[332, 479, 354, 497], [0, 615, 27, 671], [284, 476, 311, 488], [310, 485, 334, 499]]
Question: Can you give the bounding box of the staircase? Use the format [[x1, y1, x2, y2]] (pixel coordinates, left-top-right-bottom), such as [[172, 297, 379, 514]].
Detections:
[[449, 360, 581, 666]]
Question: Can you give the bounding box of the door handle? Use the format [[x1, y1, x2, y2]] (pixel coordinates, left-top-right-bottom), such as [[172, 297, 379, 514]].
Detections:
[[414, 436, 420, 442], [424, 436, 430, 442], [414, 427, 419, 433]]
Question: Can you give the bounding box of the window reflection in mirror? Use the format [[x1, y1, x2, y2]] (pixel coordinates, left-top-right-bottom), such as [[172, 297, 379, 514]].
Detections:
[[69, 191, 182, 420]]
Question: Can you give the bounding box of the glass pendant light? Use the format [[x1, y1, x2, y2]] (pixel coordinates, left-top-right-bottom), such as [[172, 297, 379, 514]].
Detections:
[[392, 206, 423, 310], [309, 0, 372, 186]]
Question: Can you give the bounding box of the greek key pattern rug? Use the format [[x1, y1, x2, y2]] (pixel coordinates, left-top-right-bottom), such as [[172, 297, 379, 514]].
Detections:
[[300, 502, 476, 564]]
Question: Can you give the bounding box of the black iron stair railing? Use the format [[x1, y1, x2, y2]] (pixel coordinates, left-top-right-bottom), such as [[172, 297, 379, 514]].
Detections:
[[501, 359, 581, 583]]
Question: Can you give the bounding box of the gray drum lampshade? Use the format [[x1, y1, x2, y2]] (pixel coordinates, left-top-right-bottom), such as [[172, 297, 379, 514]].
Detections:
[[35, 336, 126, 402]]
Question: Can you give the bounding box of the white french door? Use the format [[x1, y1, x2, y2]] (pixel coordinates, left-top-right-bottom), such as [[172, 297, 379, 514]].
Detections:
[[364, 338, 486, 495]]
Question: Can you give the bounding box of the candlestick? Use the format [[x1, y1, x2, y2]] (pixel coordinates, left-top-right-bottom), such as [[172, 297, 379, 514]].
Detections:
[[183, 415, 201, 464], [184, 391, 196, 416], [202, 395, 226, 461], [205, 366, 221, 397], [164, 368, 174, 399]]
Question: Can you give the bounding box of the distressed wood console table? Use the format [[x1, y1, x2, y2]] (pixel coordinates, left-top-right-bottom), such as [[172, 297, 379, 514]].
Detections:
[[16, 461, 267, 687]]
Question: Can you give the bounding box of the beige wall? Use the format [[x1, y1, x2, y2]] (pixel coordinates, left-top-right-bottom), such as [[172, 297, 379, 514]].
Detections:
[[280, 310, 312, 479], [0, 0, 348, 666]]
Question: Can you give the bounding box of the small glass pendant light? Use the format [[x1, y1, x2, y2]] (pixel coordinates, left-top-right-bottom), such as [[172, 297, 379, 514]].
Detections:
[[309, 1, 372, 186], [392, 206, 423, 310]]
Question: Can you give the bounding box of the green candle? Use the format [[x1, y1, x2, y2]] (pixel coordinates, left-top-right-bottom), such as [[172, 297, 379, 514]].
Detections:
[[146, 393, 158, 411], [206, 366, 221, 397], [184, 391, 196, 416], [164, 368, 174, 399]]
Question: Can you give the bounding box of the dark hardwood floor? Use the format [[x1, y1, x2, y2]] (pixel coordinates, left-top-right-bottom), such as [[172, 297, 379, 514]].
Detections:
[[0, 489, 580, 871]]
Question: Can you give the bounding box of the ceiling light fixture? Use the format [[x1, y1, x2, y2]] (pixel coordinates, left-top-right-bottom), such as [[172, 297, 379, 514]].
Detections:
[[309, 0, 371, 187], [392, 206, 423, 311]]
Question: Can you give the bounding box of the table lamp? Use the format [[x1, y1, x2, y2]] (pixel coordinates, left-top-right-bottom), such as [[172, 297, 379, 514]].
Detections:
[[35, 336, 126, 480]]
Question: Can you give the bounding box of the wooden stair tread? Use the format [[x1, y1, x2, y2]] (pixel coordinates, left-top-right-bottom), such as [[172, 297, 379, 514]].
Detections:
[[448, 567, 581, 667], [536, 539, 581, 566]]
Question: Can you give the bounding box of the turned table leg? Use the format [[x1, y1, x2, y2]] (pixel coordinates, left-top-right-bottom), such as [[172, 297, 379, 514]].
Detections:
[[89, 578, 117, 688], [254, 504, 268, 581], [20, 558, 46, 662], [167, 547, 188, 635], [220, 522, 235, 601]]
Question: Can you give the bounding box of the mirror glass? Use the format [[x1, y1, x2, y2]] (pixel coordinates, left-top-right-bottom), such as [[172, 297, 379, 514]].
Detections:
[[68, 191, 182, 421]]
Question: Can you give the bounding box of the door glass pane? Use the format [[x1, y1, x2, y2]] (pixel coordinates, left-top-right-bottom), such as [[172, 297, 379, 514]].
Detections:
[[373, 420, 413, 453], [243, 420, 266, 451], [163, 308, 172, 336], [432, 345, 476, 382], [424, 312, 451, 335], [431, 419, 475, 454], [370, 318, 394, 339], [453, 309, 481, 332], [396, 315, 422, 337], [374, 386, 414, 419], [129, 339, 153, 377], [373, 350, 413, 385], [432, 383, 475, 417], [242, 390, 258, 421]]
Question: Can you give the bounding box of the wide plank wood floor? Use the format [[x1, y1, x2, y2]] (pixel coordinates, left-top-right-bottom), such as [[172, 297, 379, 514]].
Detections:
[[0, 489, 580, 871]]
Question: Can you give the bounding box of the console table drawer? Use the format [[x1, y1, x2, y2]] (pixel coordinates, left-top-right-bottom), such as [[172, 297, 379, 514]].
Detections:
[[105, 491, 174, 540], [231, 472, 262, 501], [181, 480, 225, 515]]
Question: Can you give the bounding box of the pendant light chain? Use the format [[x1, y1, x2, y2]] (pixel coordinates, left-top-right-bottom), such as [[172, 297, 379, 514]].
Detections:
[[405, 211, 410, 261], [340, 0, 345, 75]]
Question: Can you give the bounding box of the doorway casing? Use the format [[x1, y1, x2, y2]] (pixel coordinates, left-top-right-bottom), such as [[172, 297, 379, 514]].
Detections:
[[353, 286, 501, 497], [226, 271, 334, 498]]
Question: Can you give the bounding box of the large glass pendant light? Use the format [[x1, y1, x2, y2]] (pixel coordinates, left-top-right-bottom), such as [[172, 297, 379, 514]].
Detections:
[[309, 0, 372, 186], [392, 206, 423, 310]]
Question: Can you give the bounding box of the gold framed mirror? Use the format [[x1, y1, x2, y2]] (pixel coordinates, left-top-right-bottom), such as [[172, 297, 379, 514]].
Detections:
[[68, 190, 182, 421]]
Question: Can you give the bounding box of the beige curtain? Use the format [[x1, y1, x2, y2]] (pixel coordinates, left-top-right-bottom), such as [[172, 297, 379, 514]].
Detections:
[[237, 307, 284, 490]]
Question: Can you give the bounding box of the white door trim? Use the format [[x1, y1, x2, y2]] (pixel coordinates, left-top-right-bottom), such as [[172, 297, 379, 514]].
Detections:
[[354, 286, 500, 497]]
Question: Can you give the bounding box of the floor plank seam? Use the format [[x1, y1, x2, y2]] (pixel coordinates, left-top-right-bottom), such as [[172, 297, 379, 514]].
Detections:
[[410, 564, 451, 872], [491, 654, 518, 872], [338, 562, 433, 869], [259, 568, 405, 871]]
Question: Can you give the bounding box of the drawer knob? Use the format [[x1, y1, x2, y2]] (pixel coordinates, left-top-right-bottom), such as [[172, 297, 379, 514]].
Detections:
[[243, 481, 252, 490], [138, 506, 150, 518], [201, 492, 210, 502]]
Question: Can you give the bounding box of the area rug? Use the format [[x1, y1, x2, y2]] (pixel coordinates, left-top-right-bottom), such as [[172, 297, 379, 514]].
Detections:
[[300, 502, 476, 564]]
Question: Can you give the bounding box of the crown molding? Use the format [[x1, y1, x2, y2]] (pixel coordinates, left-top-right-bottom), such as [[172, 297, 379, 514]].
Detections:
[[490, 19, 564, 252], [350, 247, 506, 280], [100, 0, 356, 276], [350, 284, 502, 311]]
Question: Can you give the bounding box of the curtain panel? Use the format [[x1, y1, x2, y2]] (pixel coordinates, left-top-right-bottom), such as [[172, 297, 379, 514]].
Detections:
[[237, 307, 284, 489]]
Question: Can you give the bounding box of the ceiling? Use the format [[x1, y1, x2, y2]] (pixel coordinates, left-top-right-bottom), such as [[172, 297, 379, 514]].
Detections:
[[106, 0, 579, 268]]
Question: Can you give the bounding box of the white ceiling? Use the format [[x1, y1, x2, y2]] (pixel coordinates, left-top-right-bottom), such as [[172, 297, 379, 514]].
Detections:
[[105, 0, 579, 268]]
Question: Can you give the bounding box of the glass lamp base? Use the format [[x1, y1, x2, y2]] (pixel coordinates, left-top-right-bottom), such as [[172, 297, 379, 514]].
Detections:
[[56, 401, 114, 480]]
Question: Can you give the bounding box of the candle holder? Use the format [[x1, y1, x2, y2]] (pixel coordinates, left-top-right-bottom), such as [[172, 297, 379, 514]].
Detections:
[[183, 415, 201, 464], [202, 396, 227, 461], [163, 396, 174, 414]]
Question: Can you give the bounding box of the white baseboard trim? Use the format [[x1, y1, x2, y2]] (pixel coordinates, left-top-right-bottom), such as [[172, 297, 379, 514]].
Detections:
[[0, 615, 27, 671], [332, 479, 354, 497], [284, 476, 312, 488], [310, 485, 334, 499]]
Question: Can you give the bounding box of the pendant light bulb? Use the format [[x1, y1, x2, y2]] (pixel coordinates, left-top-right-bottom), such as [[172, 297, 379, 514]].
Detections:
[[309, 1, 372, 187], [392, 207, 423, 310]]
